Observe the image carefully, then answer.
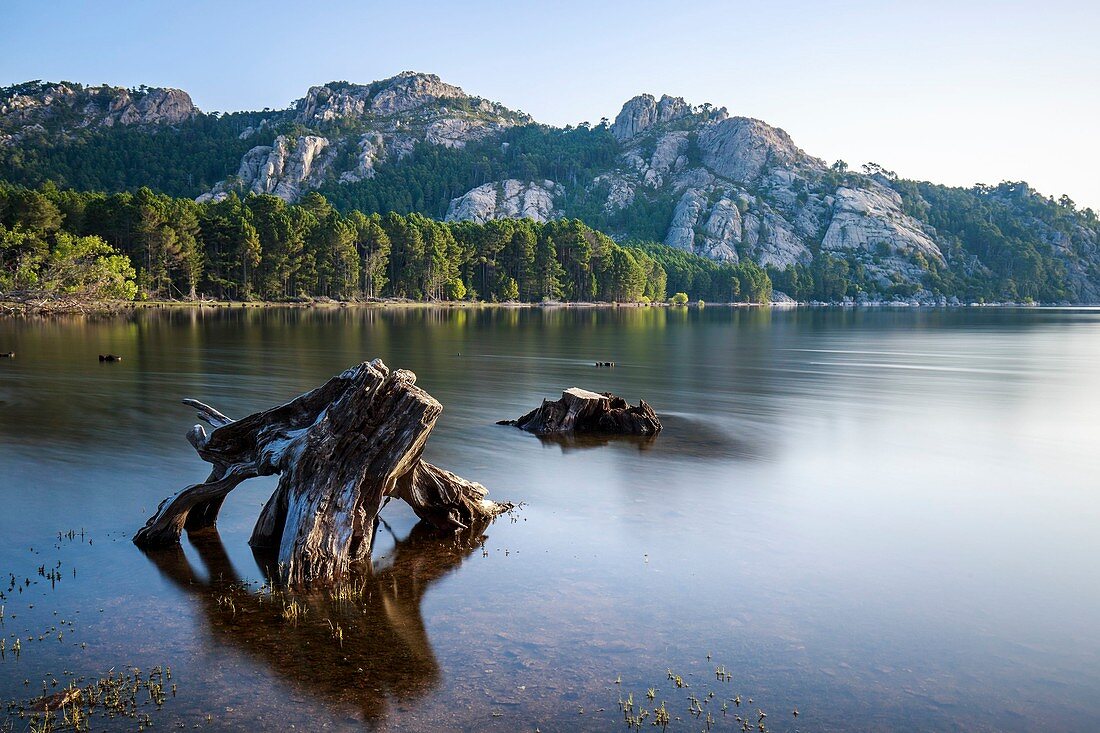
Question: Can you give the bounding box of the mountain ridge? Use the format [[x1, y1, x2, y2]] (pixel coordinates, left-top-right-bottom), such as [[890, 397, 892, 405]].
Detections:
[[1, 72, 1097, 303]]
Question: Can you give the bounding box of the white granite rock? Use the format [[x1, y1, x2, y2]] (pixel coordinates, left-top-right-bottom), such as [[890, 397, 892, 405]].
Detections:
[[229, 135, 334, 201], [696, 117, 802, 183], [822, 185, 944, 264], [445, 180, 563, 223], [0, 82, 196, 130], [339, 132, 385, 183]]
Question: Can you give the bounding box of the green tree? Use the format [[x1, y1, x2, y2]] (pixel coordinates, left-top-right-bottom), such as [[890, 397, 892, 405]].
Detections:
[[533, 230, 566, 301], [39, 233, 137, 300], [381, 212, 425, 298], [0, 224, 48, 291], [348, 211, 390, 298]]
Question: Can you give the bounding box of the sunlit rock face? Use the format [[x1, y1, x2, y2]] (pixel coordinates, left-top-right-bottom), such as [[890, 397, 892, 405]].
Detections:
[[0, 82, 196, 131], [820, 184, 947, 288], [197, 135, 335, 203], [696, 117, 802, 183], [295, 72, 470, 123], [582, 85, 959, 290], [201, 72, 531, 203], [445, 180, 563, 223], [611, 93, 696, 142]]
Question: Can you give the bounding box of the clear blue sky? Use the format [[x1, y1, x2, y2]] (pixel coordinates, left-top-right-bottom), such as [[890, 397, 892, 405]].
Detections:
[[4, 0, 1098, 208]]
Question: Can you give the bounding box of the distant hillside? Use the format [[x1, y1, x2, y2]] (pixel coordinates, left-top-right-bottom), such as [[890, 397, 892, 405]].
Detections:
[[1, 72, 1097, 303]]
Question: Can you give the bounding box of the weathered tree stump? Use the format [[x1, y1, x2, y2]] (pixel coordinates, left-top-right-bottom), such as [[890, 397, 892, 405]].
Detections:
[[499, 387, 662, 436], [133, 359, 509, 586]]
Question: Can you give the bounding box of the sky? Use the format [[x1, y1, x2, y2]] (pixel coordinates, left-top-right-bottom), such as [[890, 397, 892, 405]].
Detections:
[[4, 0, 1099, 208]]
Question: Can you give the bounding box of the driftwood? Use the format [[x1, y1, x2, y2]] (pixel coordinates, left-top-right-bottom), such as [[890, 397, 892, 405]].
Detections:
[[133, 359, 509, 586], [499, 387, 662, 436], [0, 291, 127, 315]]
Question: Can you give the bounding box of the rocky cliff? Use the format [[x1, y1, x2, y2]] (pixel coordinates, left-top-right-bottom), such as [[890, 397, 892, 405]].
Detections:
[[446, 89, 953, 294], [0, 81, 196, 137], [198, 134, 335, 203], [199, 72, 531, 202], [198, 74, 1099, 301], [445, 180, 562, 223], [610, 93, 707, 142]]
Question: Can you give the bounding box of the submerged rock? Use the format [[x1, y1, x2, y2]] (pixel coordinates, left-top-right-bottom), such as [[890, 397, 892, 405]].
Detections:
[[499, 387, 661, 436]]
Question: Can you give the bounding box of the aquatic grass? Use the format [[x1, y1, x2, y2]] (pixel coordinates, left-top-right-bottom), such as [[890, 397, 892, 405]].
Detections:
[[214, 595, 237, 615], [618, 658, 800, 732], [325, 619, 344, 648], [281, 600, 307, 624], [4, 665, 179, 733]]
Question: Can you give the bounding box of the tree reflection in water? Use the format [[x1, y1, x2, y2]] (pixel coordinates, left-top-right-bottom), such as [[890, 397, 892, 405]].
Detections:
[[143, 520, 489, 724]]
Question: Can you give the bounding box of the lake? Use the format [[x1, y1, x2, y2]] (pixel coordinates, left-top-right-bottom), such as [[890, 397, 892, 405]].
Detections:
[[1, 305, 1099, 732]]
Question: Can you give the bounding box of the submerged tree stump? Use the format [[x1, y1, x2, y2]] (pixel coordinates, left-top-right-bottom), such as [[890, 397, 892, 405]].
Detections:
[[499, 387, 662, 436], [133, 359, 509, 586]]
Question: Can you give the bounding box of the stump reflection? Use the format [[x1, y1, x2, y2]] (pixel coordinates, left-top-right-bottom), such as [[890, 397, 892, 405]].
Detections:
[[143, 520, 489, 723]]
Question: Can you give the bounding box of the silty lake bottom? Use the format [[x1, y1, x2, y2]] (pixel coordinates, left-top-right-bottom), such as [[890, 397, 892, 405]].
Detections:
[[1, 306, 1099, 732]]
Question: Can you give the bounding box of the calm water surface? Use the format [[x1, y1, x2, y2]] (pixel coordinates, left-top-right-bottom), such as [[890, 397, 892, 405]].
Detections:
[[1, 306, 1099, 732]]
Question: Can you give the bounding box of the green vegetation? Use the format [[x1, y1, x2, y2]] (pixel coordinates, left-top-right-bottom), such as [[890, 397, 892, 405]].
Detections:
[[892, 179, 1096, 302], [0, 101, 263, 199], [320, 123, 620, 219], [629, 242, 773, 303], [767, 254, 864, 302], [0, 183, 767, 304], [0, 186, 138, 303]]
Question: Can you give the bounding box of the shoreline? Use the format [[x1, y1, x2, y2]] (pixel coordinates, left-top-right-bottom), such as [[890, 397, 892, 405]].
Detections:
[[1, 297, 1093, 317]]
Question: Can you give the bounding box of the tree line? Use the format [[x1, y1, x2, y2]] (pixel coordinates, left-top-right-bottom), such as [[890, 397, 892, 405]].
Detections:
[[3, 183, 779, 304]]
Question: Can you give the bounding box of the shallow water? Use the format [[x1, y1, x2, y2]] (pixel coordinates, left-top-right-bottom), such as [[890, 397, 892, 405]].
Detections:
[[1, 306, 1099, 732]]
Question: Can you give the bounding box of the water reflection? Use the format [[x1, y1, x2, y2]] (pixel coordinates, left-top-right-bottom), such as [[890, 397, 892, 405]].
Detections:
[[522, 415, 759, 461], [4, 306, 1100, 732], [143, 521, 489, 725], [528, 430, 659, 453]]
